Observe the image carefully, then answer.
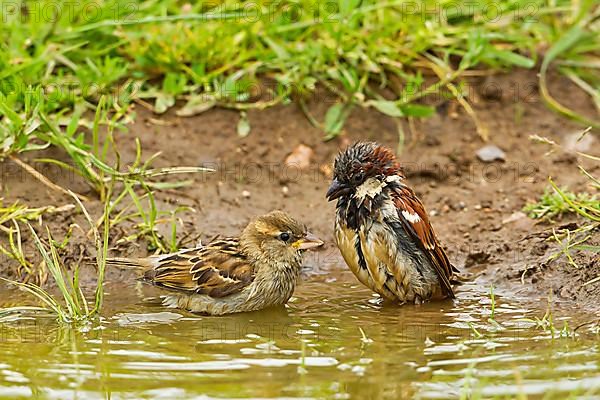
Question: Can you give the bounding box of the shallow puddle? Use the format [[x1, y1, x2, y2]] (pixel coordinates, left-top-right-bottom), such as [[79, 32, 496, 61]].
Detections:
[[0, 275, 599, 399]]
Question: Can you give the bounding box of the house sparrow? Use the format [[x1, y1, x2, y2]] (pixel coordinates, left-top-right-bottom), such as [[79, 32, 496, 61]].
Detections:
[[108, 211, 323, 315], [326, 142, 457, 304]]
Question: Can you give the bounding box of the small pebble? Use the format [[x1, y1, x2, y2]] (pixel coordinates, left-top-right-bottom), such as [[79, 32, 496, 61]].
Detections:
[[282, 186, 289, 197], [476, 145, 506, 162], [502, 211, 526, 225], [285, 144, 314, 169], [242, 190, 251, 198]]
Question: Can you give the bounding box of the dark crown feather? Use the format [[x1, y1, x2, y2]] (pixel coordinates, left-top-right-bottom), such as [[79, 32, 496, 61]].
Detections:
[[334, 142, 403, 180]]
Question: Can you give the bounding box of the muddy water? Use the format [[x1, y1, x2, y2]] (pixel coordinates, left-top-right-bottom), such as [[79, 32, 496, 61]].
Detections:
[[0, 277, 599, 399]]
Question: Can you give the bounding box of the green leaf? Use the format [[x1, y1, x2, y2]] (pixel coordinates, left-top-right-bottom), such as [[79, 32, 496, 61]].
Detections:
[[490, 49, 535, 69], [263, 37, 289, 59], [370, 100, 404, 117], [154, 93, 175, 114], [66, 108, 84, 137], [16, 133, 29, 148], [460, 30, 486, 70], [237, 111, 251, 138], [370, 100, 433, 119], [324, 103, 348, 137], [543, 26, 584, 67], [162, 73, 187, 96], [147, 180, 195, 190], [339, 0, 360, 15], [400, 104, 435, 118], [573, 245, 600, 253], [23, 118, 41, 135], [176, 95, 216, 117], [0, 98, 22, 128]]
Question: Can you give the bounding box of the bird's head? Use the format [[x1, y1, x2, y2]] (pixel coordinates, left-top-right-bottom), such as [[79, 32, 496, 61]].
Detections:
[[240, 211, 323, 267], [326, 142, 403, 202]]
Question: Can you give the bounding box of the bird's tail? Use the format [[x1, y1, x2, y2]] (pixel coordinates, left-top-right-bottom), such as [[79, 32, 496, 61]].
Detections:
[[105, 257, 155, 270]]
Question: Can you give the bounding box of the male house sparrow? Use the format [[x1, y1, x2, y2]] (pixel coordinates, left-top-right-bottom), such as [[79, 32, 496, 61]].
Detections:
[[326, 142, 457, 304], [108, 211, 323, 315]]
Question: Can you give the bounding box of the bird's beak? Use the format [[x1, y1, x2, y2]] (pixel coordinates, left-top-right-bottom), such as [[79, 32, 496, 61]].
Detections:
[[293, 232, 324, 250], [326, 178, 350, 201]]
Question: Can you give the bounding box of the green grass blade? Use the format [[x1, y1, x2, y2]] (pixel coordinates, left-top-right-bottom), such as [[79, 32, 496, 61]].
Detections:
[[539, 25, 600, 129]]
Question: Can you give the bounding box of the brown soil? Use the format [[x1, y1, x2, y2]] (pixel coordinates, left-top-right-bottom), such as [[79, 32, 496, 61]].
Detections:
[[1, 69, 599, 312]]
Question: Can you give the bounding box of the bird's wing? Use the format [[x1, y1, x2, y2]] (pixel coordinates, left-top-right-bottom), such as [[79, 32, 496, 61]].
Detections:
[[147, 238, 255, 298], [390, 184, 455, 298]]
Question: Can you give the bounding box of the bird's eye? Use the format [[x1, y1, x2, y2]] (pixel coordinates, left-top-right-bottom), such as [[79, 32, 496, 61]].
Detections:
[[352, 171, 365, 185], [279, 232, 291, 242]]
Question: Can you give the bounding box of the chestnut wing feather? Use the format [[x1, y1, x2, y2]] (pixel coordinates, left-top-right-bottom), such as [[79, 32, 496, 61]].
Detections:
[[390, 184, 455, 298], [147, 238, 255, 298]]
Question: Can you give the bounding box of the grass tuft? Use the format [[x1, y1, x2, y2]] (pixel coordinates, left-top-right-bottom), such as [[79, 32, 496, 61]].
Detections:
[[0, 200, 76, 282], [526, 129, 599, 282], [1, 0, 598, 148], [524, 188, 599, 221], [0, 191, 108, 325]]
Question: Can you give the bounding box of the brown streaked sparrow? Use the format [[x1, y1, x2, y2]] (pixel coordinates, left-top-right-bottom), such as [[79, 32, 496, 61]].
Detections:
[[326, 142, 457, 304], [108, 211, 323, 315]]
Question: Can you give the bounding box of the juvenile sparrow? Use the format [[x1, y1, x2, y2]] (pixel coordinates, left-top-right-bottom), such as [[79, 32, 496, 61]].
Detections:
[[108, 211, 323, 315], [326, 142, 457, 304]]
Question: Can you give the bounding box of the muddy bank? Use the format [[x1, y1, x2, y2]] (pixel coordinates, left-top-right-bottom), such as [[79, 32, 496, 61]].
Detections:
[[1, 69, 598, 311]]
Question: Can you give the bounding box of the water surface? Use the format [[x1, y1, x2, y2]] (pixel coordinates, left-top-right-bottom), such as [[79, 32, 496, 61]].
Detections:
[[1, 274, 599, 399]]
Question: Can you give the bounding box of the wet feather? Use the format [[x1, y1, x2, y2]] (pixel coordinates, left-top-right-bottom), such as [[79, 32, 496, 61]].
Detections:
[[107, 211, 323, 315], [328, 142, 457, 304]]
